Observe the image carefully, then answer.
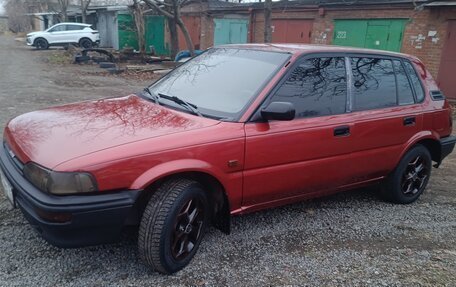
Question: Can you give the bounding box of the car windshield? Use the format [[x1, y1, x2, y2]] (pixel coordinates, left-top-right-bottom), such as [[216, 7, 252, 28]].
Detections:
[[148, 48, 290, 120]]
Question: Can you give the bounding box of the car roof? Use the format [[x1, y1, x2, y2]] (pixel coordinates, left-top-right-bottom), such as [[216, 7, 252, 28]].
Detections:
[[216, 43, 417, 61], [53, 22, 91, 26]]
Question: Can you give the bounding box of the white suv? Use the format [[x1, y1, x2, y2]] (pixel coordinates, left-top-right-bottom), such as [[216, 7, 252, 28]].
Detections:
[[26, 23, 100, 50]]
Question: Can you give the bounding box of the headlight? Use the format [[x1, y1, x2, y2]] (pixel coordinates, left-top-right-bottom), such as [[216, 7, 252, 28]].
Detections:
[[23, 162, 98, 195]]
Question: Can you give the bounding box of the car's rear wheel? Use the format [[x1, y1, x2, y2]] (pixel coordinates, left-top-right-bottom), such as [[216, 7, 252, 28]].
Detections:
[[138, 178, 210, 274], [381, 145, 432, 204], [35, 38, 49, 50], [79, 38, 93, 49]]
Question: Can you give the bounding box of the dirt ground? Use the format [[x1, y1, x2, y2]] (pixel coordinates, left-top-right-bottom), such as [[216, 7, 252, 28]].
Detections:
[[0, 35, 455, 287]]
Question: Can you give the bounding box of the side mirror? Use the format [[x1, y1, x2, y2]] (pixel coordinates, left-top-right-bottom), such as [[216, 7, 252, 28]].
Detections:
[[261, 102, 295, 121]]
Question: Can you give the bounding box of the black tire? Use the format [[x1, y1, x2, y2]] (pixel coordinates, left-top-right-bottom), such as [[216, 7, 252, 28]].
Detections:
[[138, 178, 210, 274], [79, 38, 93, 49], [381, 145, 432, 204], [99, 62, 116, 69], [35, 38, 49, 50]]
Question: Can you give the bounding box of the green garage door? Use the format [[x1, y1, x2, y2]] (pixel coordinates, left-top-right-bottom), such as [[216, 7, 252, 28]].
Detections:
[[214, 18, 249, 46], [333, 19, 406, 52], [145, 15, 167, 56], [118, 13, 139, 50]]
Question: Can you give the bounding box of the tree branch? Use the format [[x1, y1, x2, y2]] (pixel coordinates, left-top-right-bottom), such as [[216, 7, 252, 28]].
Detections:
[[141, 0, 175, 19]]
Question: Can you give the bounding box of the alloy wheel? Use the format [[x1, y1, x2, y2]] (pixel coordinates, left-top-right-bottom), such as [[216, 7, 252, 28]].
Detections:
[[401, 155, 429, 196], [171, 198, 205, 261]]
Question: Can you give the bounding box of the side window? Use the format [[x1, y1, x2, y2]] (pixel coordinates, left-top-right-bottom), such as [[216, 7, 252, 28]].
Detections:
[[67, 25, 84, 31], [271, 57, 347, 118], [403, 61, 425, 102], [351, 57, 396, 111], [48, 25, 65, 32], [393, 60, 415, 105]]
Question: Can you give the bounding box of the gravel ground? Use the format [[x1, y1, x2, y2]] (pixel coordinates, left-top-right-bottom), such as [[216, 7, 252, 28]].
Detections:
[[0, 35, 455, 287]]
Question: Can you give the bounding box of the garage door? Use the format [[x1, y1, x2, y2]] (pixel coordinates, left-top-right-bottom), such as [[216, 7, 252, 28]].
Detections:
[[333, 19, 406, 52], [272, 19, 313, 43], [437, 20, 456, 100], [145, 16, 167, 56], [214, 18, 249, 46], [178, 16, 201, 51]]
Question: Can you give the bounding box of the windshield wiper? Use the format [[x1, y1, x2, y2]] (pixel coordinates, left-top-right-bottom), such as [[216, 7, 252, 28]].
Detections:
[[143, 87, 159, 104], [158, 93, 203, 117]]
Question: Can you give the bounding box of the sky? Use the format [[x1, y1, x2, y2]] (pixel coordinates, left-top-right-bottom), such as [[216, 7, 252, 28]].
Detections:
[[0, 0, 4, 15]]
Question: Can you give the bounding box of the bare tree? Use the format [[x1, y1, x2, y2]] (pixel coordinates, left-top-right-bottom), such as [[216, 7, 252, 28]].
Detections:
[[132, 0, 146, 54], [141, 0, 194, 58], [264, 0, 272, 43], [56, 0, 69, 21], [80, 0, 91, 23], [4, 0, 31, 32]]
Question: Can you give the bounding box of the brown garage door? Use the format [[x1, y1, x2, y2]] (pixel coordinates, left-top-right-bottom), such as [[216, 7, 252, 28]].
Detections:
[[178, 16, 201, 51], [272, 19, 313, 43], [437, 20, 456, 100]]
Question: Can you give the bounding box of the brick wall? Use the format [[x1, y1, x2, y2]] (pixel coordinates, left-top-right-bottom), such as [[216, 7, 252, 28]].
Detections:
[[249, 5, 456, 78], [188, 4, 456, 78], [200, 15, 214, 49]]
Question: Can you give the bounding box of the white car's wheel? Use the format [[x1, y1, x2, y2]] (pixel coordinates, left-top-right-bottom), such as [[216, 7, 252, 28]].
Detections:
[[79, 38, 93, 49], [34, 38, 49, 50]]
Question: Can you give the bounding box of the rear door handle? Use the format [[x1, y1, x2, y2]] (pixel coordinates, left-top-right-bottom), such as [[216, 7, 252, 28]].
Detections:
[[334, 126, 350, 137], [403, 116, 416, 126]]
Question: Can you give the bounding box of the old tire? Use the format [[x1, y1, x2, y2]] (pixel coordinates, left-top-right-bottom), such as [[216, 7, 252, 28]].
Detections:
[[381, 145, 432, 204], [79, 38, 93, 49], [35, 38, 49, 50], [99, 62, 116, 69], [138, 178, 210, 274]]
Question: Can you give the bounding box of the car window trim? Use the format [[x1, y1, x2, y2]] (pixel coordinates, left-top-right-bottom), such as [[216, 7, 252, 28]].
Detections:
[[345, 56, 354, 113], [247, 52, 351, 122]]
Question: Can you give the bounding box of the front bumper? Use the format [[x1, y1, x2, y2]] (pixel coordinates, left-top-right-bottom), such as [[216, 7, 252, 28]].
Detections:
[[26, 37, 32, 46], [0, 143, 141, 247]]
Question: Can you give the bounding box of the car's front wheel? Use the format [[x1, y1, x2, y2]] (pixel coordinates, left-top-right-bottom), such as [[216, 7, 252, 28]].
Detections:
[[79, 38, 93, 49], [138, 178, 210, 274], [381, 144, 432, 204], [34, 38, 49, 50]]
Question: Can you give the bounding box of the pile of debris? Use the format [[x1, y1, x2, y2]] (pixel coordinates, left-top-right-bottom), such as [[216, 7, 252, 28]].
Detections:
[[73, 47, 177, 75]]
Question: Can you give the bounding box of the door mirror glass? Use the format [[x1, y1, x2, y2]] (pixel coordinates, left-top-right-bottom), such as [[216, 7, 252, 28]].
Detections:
[[261, 102, 295, 121]]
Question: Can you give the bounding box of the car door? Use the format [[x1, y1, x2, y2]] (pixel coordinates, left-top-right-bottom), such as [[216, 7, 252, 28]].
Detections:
[[347, 56, 423, 181], [243, 56, 356, 208], [47, 24, 67, 43], [65, 24, 85, 43]]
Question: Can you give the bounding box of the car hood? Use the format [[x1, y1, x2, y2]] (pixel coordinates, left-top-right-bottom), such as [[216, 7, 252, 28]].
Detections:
[[27, 31, 42, 37], [5, 95, 219, 169]]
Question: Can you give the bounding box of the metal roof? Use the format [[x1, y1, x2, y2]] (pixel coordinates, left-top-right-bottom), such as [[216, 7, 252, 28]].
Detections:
[[425, 1, 456, 6], [203, 0, 432, 11]]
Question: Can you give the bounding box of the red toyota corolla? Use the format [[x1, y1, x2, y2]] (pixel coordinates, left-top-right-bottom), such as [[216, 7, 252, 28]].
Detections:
[[0, 44, 454, 274]]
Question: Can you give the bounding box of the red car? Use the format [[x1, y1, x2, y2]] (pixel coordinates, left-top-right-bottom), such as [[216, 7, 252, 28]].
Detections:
[[0, 45, 454, 274]]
